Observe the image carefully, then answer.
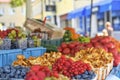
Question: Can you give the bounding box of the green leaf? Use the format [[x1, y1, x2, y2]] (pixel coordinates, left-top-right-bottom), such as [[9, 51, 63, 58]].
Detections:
[[10, 0, 26, 7]]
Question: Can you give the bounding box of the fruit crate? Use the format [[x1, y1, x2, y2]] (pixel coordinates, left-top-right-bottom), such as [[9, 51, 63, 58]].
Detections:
[[0, 39, 11, 50], [0, 49, 22, 67], [11, 38, 27, 49], [106, 65, 120, 80], [17, 38, 27, 49], [41, 39, 62, 52], [22, 47, 46, 58], [27, 39, 41, 48], [41, 38, 63, 47]]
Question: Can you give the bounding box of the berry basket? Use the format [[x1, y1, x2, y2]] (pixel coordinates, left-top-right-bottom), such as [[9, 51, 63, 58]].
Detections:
[[17, 38, 27, 49], [93, 60, 113, 80], [0, 39, 11, 50], [27, 39, 41, 48]]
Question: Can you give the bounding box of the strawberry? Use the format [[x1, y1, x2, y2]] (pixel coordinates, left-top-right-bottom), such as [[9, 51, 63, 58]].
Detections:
[[36, 71, 46, 79], [52, 71, 59, 78], [26, 73, 39, 80], [68, 44, 75, 49], [31, 65, 40, 72], [61, 43, 67, 48], [63, 48, 70, 54], [57, 47, 62, 52]]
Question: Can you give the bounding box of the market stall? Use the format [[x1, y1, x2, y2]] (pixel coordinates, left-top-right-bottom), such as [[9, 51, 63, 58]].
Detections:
[[0, 22, 120, 80]]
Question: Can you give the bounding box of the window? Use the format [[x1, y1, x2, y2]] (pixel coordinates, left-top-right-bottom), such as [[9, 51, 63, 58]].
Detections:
[[106, 11, 110, 21], [9, 8, 15, 15], [21, 7, 25, 15], [0, 8, 4, 16], [9, 22, 15, 27]]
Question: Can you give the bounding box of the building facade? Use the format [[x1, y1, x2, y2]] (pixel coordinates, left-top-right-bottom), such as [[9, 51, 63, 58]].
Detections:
[[0, 0, 26, 28], [26, 0, 73, 28]]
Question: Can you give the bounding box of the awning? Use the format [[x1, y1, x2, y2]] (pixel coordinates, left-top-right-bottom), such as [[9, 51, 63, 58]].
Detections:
[[84, 2, 100, 16], [67, 8, 85, 20], [85, 6, 91, 16], [85, 0, 120, 15], [99, 0, 120, 12]]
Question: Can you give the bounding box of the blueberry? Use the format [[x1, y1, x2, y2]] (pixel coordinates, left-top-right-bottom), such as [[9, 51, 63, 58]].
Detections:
[[9, 72, 15, 78], [0, 73, 6, 78], [5, 69, 11, 73], [0, 68, 3, 73], [15, 66, 22, 69], [16, 70, 21, 75], [91, 73, 96, 79], [76, 75, 81, 79], [81, 74, 89, 79], [21, 70, 26, 76], [84, 71, 89, 75], [87, 78, 92, 80], [15, 74, 20, 78], [6, 74, 10, 78], [88, 71, 94, 75], [11, 68, 16, 73], [23, 75, 25, 79], [72, 77, 75, 79], [18, 75, 23, 79], [3, 66, 11, 73]]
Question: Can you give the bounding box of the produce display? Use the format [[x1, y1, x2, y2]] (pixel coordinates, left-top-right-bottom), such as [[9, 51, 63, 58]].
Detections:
[[0, 38, 11, 50], [28, 35, 41, 48], [13, 52, 62, 67], [72, 70, 96, 80], [90, 36, 120, 66], [25, 65, 69, 80], [75, 48, 113, 68], [29, 52, 62, 66], [13, 54, 32, 67], [0, 65, 29, 79], [64, 27, 80, 41], [45, 74, 69, 80], [25, 65, 51, 80], [63, 30, 72, 42], [52, 56, 96, 80], [78, 36, 90, 43], [1, 25, 120, 80], [58, 42, 82, 56], [74, 48, 113, 80], [8, 28, 26, 40], [0, 28, 28, 49]]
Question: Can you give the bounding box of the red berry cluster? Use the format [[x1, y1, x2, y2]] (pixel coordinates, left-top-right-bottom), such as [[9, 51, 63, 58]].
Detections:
[[52, 56, 91, 78], [58, 42, 84, 56], [26, 65, 51, 80], [67, 61, 92, 77]]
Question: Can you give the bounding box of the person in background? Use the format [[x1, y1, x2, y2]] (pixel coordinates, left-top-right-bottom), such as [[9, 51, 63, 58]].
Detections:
[[102, 22, 113, 36]]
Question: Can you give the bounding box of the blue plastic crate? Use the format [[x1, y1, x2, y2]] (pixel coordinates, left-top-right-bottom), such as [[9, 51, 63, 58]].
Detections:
[[0, 78, 24, 80], [0, 49, 22, 67], [106, 65, 120, 80], [22, 47, 46, 58]]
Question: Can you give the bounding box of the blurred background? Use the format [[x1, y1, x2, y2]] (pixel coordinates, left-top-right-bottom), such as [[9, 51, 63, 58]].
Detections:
[[0, 0, 120, 39]]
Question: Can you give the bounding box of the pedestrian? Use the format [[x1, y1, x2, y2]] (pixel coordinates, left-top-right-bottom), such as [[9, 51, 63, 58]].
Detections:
[[102, 22, 113, 36]]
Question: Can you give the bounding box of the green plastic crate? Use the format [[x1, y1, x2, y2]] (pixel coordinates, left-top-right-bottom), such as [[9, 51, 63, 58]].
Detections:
[[41, 38, 62, 52], [41, 38, 62, 47]]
